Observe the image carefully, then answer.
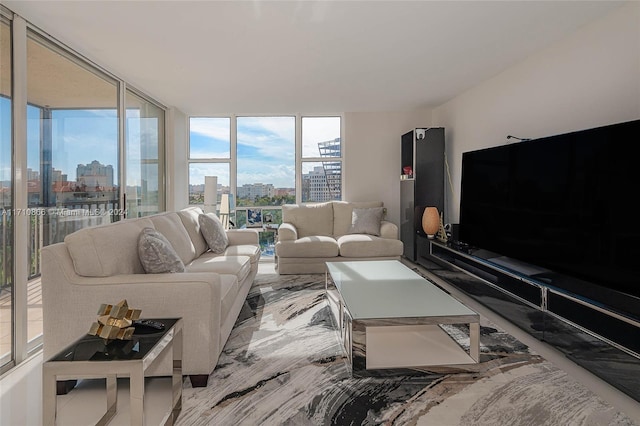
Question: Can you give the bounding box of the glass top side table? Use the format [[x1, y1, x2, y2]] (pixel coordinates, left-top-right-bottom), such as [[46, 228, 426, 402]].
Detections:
[[43, 318, 183, 426]]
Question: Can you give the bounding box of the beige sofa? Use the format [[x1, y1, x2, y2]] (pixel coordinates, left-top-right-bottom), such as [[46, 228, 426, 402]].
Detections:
[[40, 207, 260, 387], [275, 201, 403, 274]]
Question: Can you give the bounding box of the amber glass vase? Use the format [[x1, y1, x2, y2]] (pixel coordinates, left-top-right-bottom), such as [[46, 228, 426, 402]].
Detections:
[[422, 207, 440, 239]]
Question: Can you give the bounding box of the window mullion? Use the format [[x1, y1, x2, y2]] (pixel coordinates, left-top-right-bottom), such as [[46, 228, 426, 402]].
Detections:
[[12, 14, 29, 364], [295, 114, 302, 204], [230, 114, 237, 203]]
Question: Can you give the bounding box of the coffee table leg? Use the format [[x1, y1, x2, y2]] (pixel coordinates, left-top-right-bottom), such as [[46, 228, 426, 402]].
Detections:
[[42, 368, 57, 426], [470, 322, 480, 362], [130, 367, 145, 426]]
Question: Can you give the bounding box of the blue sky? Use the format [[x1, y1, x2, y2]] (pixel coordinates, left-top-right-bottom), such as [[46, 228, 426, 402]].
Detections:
[[1, 100, 340, 192], [24, 106, 158, 189], [189, 116, 340, 187]]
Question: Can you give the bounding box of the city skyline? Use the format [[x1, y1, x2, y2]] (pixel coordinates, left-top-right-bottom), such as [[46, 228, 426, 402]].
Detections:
[[23, 106, 158, 190], [7, 106, 342, 200]]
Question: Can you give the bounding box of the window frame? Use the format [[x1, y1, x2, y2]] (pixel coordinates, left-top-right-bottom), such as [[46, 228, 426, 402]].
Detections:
[[1, 9, 168, 376], [187, 113, 343, 209]]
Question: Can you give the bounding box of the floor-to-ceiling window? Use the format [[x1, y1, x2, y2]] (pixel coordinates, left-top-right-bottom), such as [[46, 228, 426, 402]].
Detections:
[[0, 5, 167, 374], [188, 117, 231, 210], [0, 14, 13, 372], [236, 116, 295, 254], [188, 115, 342, 257], [125, 89, 165, 217], [25, 31, 121, 352]]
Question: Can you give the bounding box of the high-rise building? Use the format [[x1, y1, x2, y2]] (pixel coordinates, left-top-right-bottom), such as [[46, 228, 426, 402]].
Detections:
[[302, 166, 332, 202], [27, 168, 39, 181], [76, 160, 114, 190], [51, 168, 67, 183], [301, 137, 341, 202]]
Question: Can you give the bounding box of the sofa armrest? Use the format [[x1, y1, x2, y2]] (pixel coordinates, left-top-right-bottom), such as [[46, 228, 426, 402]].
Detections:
[[380, 220, 398, 239], [226, 228, 259, 245], [41, 242, 224, 374], [277, 222, 298, 241]]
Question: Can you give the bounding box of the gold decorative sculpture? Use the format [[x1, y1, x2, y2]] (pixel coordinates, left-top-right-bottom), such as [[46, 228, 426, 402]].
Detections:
[[88, 299, 141, 341], [436, 211, 448, 243]]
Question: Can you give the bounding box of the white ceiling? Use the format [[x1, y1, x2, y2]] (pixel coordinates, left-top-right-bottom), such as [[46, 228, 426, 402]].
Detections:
[[3, 0, 625, 115]]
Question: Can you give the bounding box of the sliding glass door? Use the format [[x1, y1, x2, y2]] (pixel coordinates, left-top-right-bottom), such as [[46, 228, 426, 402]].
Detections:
[[125, 89, 165, 217], [26, 31, 120, 352], [0, 16, 13, 372], [0, 6, 167, 374]]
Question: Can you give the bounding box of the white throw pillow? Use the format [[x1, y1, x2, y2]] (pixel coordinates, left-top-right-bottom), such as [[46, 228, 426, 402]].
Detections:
[[138, 227, 185, 273], [348, 207, 384, 236], [199, 213, 229, 254]]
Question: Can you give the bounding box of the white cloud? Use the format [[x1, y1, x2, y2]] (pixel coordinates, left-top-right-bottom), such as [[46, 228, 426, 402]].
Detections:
[[302, 117, 341, 157], [237, 117, 295, 155], [190, 117, 230, 141], [237, 158, 295, 188], [189, 163, 230, 186]]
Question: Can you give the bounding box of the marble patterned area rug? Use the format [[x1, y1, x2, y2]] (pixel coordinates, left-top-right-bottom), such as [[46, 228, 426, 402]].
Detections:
[[176, 271, 637, 426]]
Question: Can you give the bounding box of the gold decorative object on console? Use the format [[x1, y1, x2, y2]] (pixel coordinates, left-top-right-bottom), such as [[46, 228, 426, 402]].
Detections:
[[421, 207, 440, 239], [436, 211, 448, 243], [88, 299, 141, 341]]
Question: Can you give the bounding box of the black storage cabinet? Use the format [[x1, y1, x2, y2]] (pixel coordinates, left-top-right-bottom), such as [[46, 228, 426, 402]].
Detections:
[[399, 127, 444, 266]]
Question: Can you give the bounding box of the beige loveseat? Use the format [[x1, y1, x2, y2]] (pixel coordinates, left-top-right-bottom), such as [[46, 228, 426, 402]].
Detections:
[[275, 201, 403, 274], [40, 207, 260, 387]]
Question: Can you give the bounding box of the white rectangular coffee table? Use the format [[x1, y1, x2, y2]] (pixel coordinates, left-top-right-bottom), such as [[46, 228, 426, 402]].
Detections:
[[326, 260, 479, 376]]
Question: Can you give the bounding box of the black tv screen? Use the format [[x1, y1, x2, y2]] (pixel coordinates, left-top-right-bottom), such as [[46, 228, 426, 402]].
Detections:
[[459, 119, 640, 318]]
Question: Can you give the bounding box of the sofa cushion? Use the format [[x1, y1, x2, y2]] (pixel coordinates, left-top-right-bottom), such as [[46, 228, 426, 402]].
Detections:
[[333, 201, 383, 237], [276, 223, 297, 241], [64, 217, 155, 277], [149, 212, 196, 264], [222, 244, 261, 265], [177, 207, 209, 257], [186, 254, 252, 284], [226, 229, 260, 246], [275, 236, 339, 258], [337, 234, 404, 258], [138, 227, 186, 273], [348, 207, 384, 236], [282, 202, 333, 238], [218, 274, 240, 322], [199, 213, 229, 254]]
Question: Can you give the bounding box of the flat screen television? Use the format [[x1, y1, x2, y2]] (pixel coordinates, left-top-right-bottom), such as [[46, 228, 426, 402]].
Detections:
[[459, 119, 640, 320]]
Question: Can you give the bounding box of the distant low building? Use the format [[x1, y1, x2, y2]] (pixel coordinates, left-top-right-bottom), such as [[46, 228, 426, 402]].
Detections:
[[237, 183, 274, 200]]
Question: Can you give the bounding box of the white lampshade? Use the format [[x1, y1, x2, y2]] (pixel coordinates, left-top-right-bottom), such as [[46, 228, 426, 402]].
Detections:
[[219, 194, 230, 214]]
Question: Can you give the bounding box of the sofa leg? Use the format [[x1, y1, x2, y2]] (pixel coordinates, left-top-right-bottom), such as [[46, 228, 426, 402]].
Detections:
[[190, 374, 209, 387], [56, 379, 77, 395]]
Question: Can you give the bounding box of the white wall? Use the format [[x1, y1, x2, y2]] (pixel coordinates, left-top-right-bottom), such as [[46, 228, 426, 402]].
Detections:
[[166, 107, 189, 211], [433, 2, 640, 224], [344, 110, 432, 227]]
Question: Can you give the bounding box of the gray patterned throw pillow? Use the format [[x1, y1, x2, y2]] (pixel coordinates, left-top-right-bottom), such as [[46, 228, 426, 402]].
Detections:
[[348, 207, 384, 236], [199, 213, 229, 254], [138, 227, 185, 273]]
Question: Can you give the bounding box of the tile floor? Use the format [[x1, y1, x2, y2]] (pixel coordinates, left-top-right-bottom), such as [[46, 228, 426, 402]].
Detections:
[[0, 261, 638, 426]]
